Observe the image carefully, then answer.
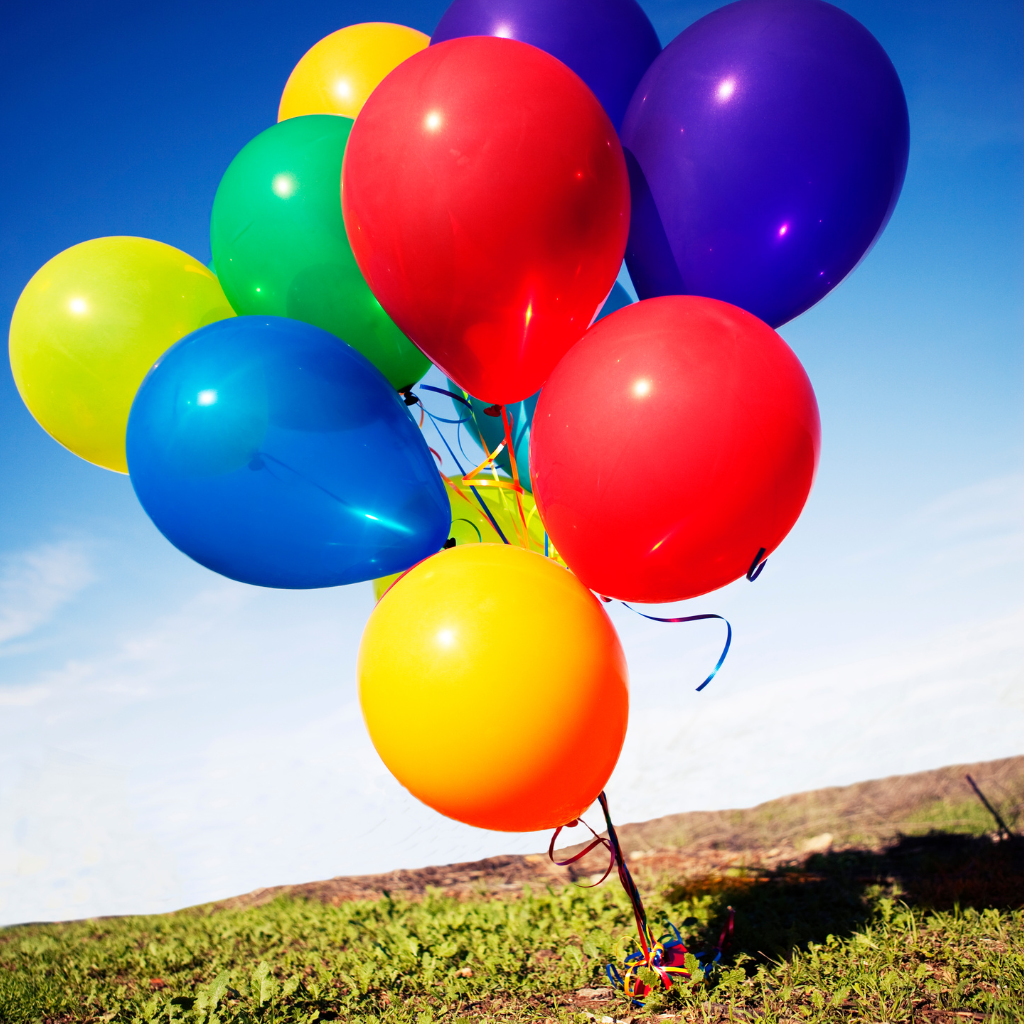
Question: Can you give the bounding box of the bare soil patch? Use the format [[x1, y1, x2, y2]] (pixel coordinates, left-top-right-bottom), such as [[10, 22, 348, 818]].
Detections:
[[215, 754, 1024, 912]]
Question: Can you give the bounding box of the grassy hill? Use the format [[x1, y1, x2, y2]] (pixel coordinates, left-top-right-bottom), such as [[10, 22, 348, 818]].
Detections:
[[2, 756, 1022, 1023]]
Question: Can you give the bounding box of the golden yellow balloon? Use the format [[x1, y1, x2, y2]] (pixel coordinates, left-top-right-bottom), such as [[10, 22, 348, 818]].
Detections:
[[359, 544, 630, 832], [9, 237, 235, 473], [372, 475, 562, 600], [278, 22, 430, 121]]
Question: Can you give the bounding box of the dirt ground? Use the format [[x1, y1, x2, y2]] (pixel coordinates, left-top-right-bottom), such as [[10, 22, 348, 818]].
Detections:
[[214, 754, 1024, 912]]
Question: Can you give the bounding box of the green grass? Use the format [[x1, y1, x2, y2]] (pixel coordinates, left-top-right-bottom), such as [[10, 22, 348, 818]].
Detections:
[[3, 836, 1022, 1023]]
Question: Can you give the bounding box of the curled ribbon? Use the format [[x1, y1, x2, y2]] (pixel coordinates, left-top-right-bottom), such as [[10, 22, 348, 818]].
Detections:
[[550, 792, 735, 1007], [620, 605, 732, 692], [747, 546, 768, 581], [412, 388, 563, 561]]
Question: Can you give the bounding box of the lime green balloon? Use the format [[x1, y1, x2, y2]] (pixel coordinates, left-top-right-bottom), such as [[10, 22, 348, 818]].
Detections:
[[8, 237, 235, 473], [210, 114, 430, 390]]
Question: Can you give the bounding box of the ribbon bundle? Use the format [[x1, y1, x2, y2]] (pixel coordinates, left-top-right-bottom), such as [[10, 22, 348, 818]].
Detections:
[[549, 792, 735, 1006]]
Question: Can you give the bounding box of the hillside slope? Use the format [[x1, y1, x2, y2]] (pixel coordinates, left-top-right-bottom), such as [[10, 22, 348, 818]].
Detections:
[[218, 754, 1023, 910]]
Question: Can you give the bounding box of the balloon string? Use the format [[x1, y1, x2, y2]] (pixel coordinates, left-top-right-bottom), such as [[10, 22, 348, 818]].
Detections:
[[415, 401, 511, 545], [455, 419, 476, 466], [500, 406, 531, 546], [463, 440, 506, 482], [618, 604, 732, 692], [450, 386, 482, 466], [549, 792, 725, 1005], [747, 546, 768, 581], [417, 383, 471, 409], [547, 816, 617, 888], [446, 479, 508, 543], [450, 515, 483, 543], [408, 387, 555, 558]]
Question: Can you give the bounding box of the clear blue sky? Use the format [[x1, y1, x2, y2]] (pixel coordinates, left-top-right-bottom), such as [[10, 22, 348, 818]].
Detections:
[[0, 0, 1021, 925]]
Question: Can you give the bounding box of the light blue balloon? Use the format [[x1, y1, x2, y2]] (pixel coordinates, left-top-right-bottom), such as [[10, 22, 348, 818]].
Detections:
[[127, 316, 450, 588], [595, 281, 634, 321]]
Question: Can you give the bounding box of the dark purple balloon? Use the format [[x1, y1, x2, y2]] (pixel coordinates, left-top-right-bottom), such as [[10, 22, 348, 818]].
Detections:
[[431, 0, 661, 131], [621, 0, 909, 328]]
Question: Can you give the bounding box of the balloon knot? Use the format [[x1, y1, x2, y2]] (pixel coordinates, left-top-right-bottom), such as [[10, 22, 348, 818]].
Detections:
[[401, 390, 419, 406], [483, 404, 502, 417], [442, 538, 456, 549]]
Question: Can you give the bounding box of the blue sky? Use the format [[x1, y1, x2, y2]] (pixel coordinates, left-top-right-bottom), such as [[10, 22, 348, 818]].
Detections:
[[1, 0, 1021, 925]]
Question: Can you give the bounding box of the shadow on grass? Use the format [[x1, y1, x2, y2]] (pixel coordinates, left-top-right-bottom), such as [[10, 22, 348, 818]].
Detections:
[[666, 831, 1024, 965]]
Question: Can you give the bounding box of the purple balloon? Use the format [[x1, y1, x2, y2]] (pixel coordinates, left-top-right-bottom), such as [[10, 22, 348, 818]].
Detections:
[[431, 0, 661, 131], [621, 0, 909, 328]]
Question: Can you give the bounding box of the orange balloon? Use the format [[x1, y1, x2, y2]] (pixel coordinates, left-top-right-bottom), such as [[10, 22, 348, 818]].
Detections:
[[278, 22, 430, 121], [358, 544, 629, 832]]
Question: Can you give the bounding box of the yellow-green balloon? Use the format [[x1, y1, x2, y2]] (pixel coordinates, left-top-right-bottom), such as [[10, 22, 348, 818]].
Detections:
[[372, 476, 561, 600], [8, 237, 235, 473]]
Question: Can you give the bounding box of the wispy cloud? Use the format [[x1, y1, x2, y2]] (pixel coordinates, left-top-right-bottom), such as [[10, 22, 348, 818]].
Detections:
[[0, 542, 95, 650], [910, 473, 1024, 574]]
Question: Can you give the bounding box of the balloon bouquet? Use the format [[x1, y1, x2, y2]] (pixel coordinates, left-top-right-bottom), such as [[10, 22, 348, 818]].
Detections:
[[8, 0, 908, 1004]]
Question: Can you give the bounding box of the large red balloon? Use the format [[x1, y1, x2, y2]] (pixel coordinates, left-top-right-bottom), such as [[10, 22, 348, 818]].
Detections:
[[341, 36, 630, 405], [531, 296, 820, 603]]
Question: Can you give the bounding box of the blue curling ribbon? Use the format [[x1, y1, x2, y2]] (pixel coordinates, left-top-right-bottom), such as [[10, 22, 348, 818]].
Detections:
[[414, 398, 512, 546], [410, 384, 474, 424], [417, 382, 471, 408], [747, 546, 768, 581], [620, 605, 732, 692]]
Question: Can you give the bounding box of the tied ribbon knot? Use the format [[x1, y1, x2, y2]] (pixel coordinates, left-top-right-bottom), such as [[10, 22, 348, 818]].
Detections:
[[549, 793, 735, 1006]]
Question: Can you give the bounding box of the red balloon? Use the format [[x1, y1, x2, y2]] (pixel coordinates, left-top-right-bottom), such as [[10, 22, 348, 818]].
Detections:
[[531, 296, 820, 603], [341, 36, 630, 405]]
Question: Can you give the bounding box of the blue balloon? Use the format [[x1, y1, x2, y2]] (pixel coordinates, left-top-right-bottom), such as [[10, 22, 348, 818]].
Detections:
[[127, 316, 450, 588], [431, 0, 661, 132], [446, 380, 538, 492], [621, 0, 909, 328]]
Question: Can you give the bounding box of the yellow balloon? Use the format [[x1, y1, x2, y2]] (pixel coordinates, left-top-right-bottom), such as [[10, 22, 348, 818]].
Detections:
[[372, 475, 561, 600], [9, 237, 235, 473], [278, 22, 430, 121], [359, 544, 630, 832]]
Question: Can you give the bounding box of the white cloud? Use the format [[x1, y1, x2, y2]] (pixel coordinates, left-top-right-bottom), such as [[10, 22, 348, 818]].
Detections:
[[908, 473, 1024, 579], [0, 753, 178, 923], [0, 541, 95, 649]]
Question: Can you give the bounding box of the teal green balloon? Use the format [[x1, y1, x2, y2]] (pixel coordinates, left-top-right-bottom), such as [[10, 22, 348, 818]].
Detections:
[[210, 114, 430, 389]]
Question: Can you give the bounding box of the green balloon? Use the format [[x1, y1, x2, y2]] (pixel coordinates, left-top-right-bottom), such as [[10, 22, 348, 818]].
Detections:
[[210, 114, 430, 390]]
